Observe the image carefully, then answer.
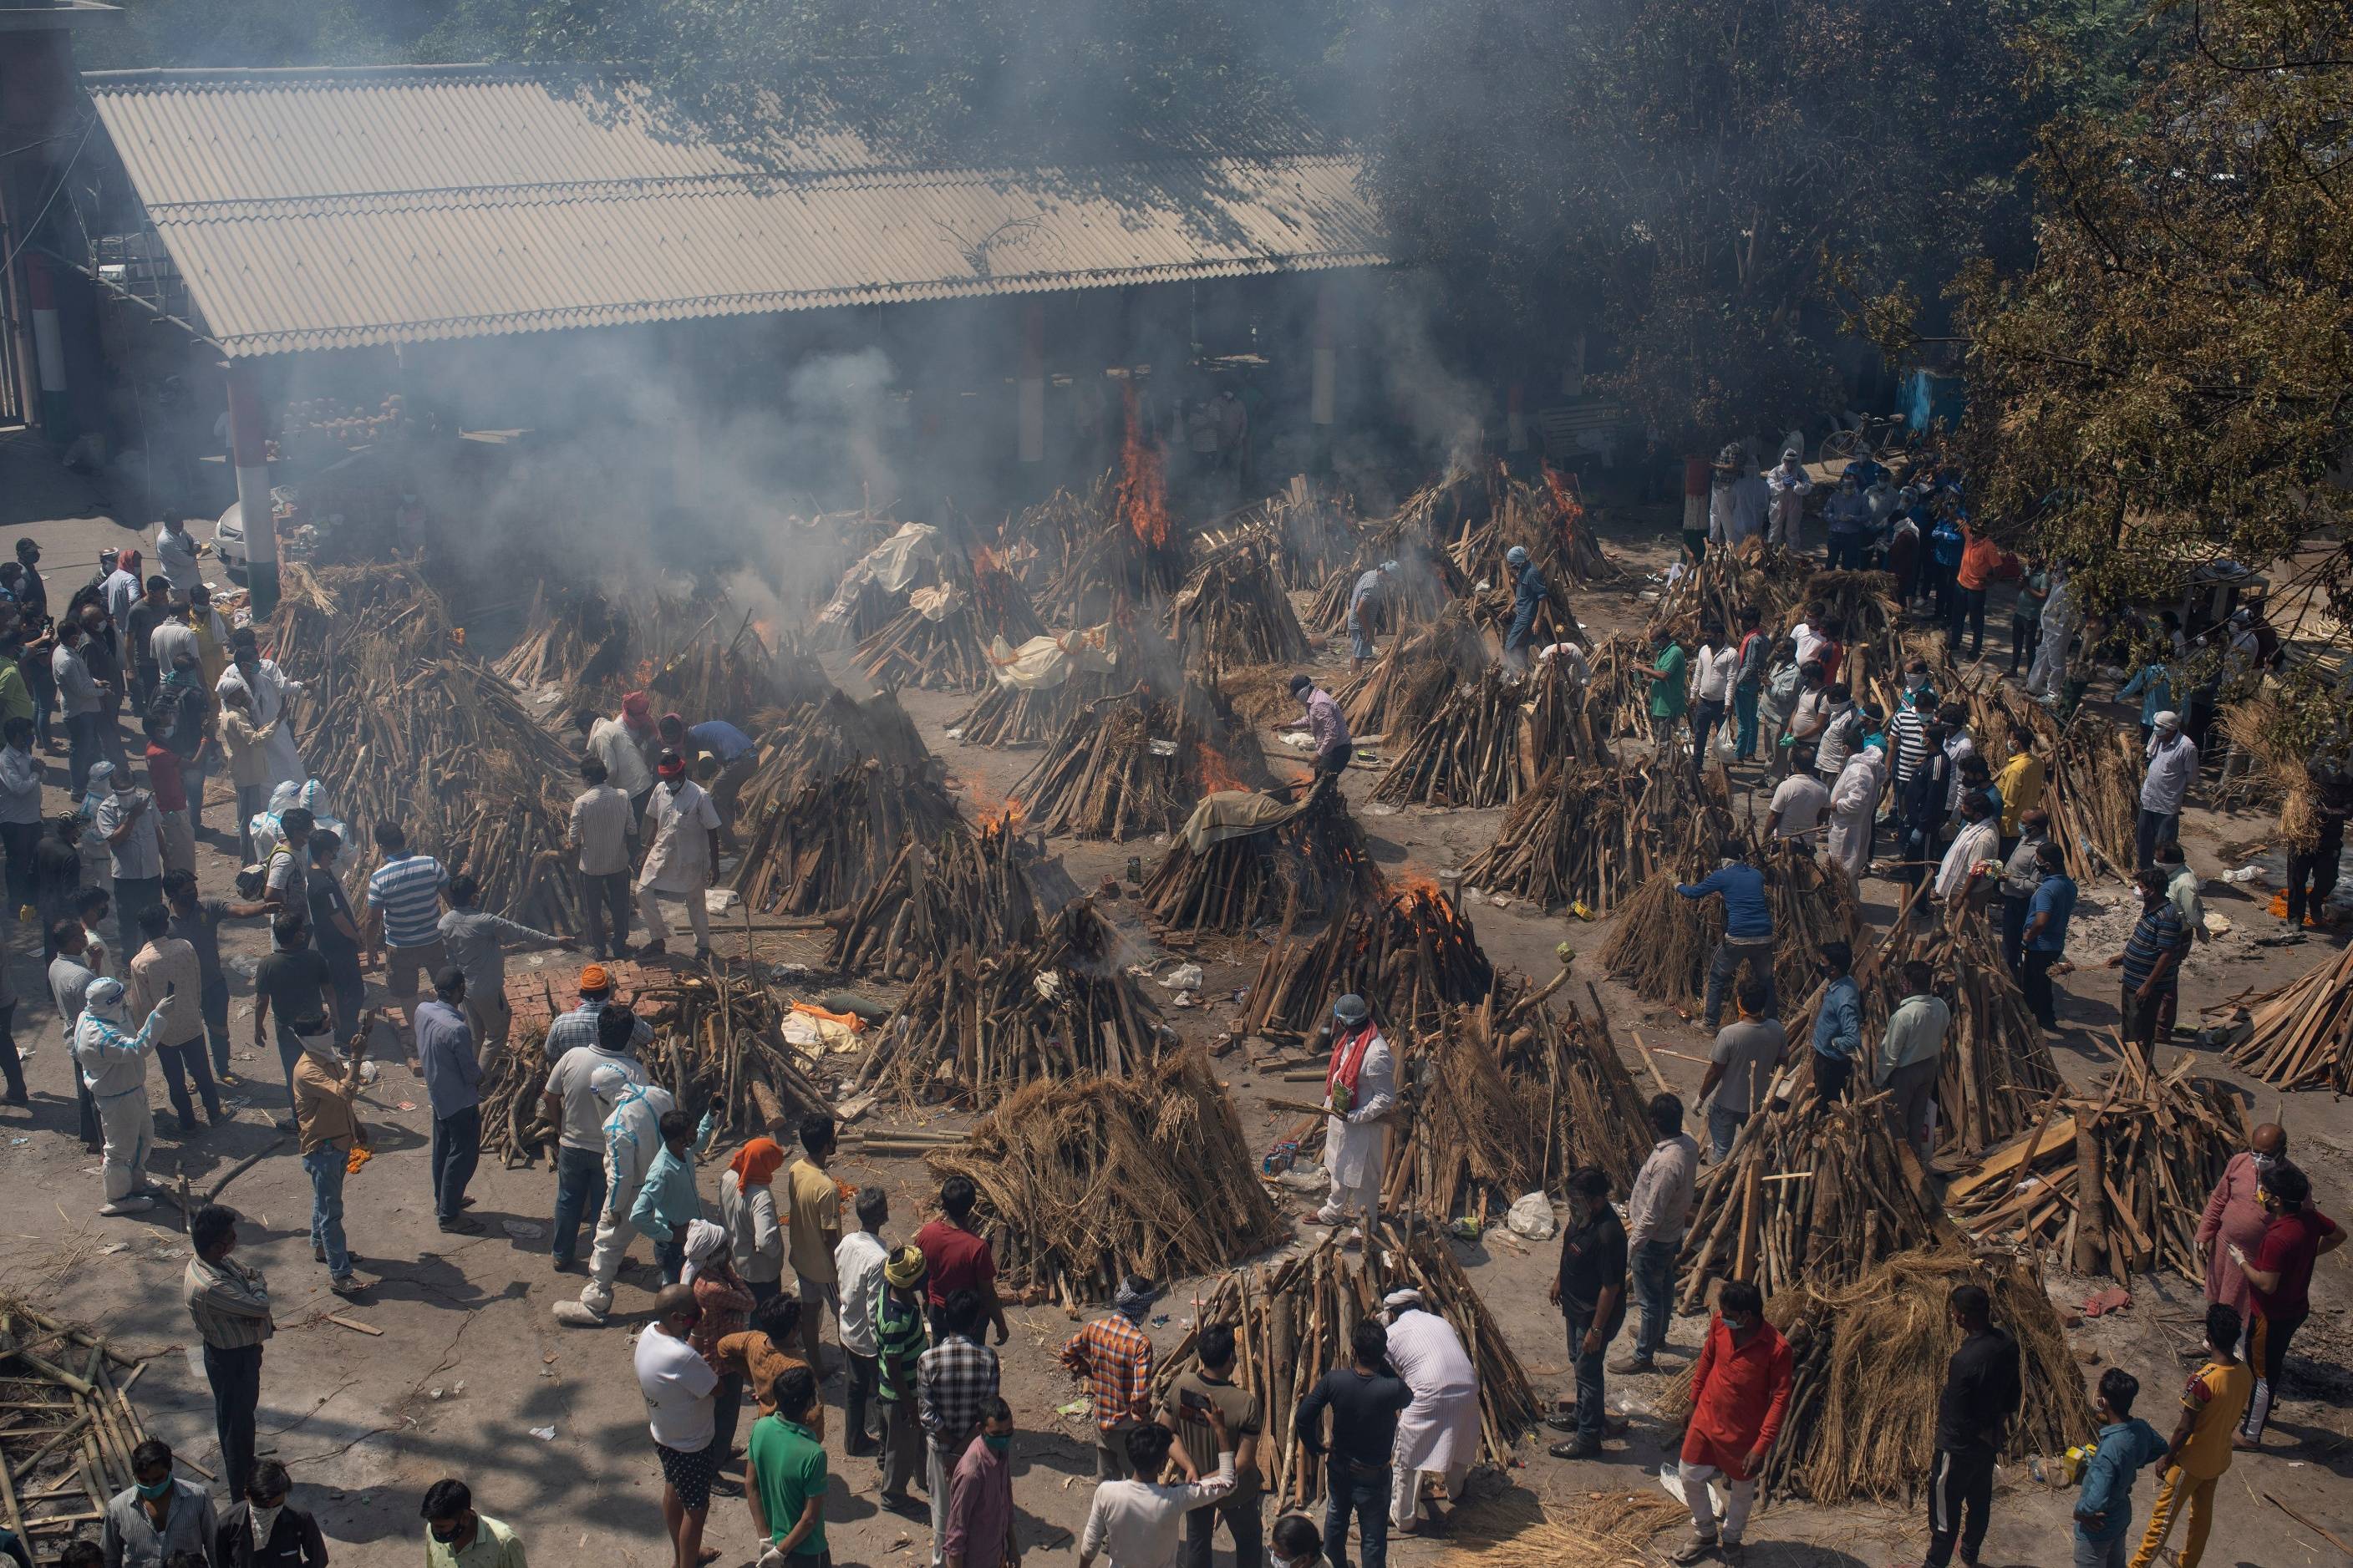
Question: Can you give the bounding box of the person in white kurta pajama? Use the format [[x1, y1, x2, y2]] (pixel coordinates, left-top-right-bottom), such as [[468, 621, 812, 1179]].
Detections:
[[1825, 743, 1885, 885], [1383, 1290, 1481, 1530], [215, 643, 305, 789], [1313, 993, 1394, 1239], [75, 977, 174, 1215], [635, 758, 720, 958]]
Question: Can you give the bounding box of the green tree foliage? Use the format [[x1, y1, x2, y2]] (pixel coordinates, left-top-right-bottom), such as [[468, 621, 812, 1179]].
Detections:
[[1955, 0, 2353, 657], [1349, 0, 2033, 448]]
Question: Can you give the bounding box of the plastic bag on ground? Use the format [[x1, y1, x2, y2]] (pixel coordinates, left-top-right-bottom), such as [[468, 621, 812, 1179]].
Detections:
[[1507, 1191, 1558, 1240]]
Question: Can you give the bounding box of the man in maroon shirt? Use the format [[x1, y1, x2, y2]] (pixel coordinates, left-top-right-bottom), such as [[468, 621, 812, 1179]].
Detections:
[[914, 1175, 1009, 1345], [2231, 1160, 2341, 1447], [142, 711, 195, 875]]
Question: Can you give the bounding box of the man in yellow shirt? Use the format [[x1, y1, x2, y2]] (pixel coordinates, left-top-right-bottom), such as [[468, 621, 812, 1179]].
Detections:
[[1994, 725, 2046, 855], [785, 1113, 845, 1372], [2129, 1302, 2253, 1568]]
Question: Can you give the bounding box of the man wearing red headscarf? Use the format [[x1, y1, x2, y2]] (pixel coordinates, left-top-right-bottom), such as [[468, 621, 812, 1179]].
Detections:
[[575, 694, 660, 823], [720, 1136, 787, 1302]]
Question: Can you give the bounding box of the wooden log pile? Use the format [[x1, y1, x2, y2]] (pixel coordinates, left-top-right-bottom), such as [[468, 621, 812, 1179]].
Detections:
[[1307, 540, 1466, 637], [1169, 542, 1312, 674], [1659, 1247, 2091, 1505], [1581, 633, 1667, 739], [949, 672, 1108, 749], [1251, 483, 1361, 591], [1014, 683, 1269, 840], [921, 1048, 1283, 1307], [636, 964, 834, 1143], [479, 1027, 555, 1165], [1150, 1225, 1537, 1510], [1646, 546, 1817, 643], [1141, 778, 1383, 937], [856, 901, 1170, 1106], [853, 560, 1047, 693], [732, 689, 933, 824], [496, 581, 633, 692], [1464, 759, 1726, 913], [1944, 1053, 2248, 1279], [1602, 845, 1862, 1017], [731, 759, 963, 916], [1334, 606, 1489, 738], [1370, 660, 1604, 809], [826, 815, 1040, 980], [643, 613, 825, 723], [1446, 461, 1622, 590], [2220, 941, 2353, 1092], [0, 1302, 163, 1559], [2046, 717, 2142, 883], [1239, 883, 1494, 1046], [1676, 1089, 1951, 1310]]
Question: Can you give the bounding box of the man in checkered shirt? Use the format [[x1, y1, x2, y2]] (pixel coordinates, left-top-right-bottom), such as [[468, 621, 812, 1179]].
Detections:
[[1061, 1276, 1158, 1479], [917, 1288, 1001, 1568]]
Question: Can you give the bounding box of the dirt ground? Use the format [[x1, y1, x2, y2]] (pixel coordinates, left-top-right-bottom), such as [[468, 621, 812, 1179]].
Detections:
[[1, 434, 2347, 1568]]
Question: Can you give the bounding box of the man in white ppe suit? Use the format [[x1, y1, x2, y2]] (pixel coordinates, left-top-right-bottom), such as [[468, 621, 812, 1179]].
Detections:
[[1311, 992, 1394, 1241], [553, 1043, 675, 1325], [1825, 740, 1886, 885], [77, 977, 175, 1215], [1383, 1289, 1481, 1534]]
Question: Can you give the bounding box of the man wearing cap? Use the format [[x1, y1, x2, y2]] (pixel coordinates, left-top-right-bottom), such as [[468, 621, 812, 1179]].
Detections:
[[2138, 713, 2198, 870], [877, 1244, 933, 1510], [1061, 1276, 1159, 1479], [1346, 561, 1397, 674], [1503, 545, 1549, 674], [636, 750, 720, 962], [1280, 676, 1352, 784], [414, 967, 484, 1234], [1312, 994, 1394, 1241], [1383, 1289, 1479, 1535], [541, 971, 650, 1269]]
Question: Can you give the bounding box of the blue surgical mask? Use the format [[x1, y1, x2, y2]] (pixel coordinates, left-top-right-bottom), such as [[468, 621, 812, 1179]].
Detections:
[[136, 1476, 173, 1499], [983, 1434, 1010, 1455]]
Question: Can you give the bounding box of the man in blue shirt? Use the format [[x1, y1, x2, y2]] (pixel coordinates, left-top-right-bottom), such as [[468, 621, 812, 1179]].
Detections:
[[2074, 1368, 2168, 1567], [1809, 941, 1863, 1102], [2020, 844, 2076, 1030], [413, 967, 483, 1235], [660, 713, 762, 852], [1503, 546, 1548, 673], [1677, 839, 1774, 1028]]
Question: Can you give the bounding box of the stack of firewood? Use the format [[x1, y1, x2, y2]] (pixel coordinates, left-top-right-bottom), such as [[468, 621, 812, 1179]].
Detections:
[[1602, 844, 1862, 1019], [826, 815, 1040, 979], [1015, 683, 1268, 840], [1463, 759, 1728, 912], [496, 581, 633, 692], [733, 690, 933, 824], [1141, 777, 1383, 936], [855, 901, 1169, 1105], [0, 1301, 174, 1553], [1334, 606, 1490, 738], [1307, 540, 1466, 638], [922, 1048, 1283, 1307], [1446, 461, 1622, 591], [1369, 660, 1603, 809], [2046, 717, 2142, 882], [853, 560, 1047, 693], [1151, 1224, 1537, 1509], [1169, 542, 1312, 674], [731, 759, 963, 916], [1944, 1052, 2247, 1278], [1239, 883, 1494, 1045], [2222, 941, 2353, 1092]]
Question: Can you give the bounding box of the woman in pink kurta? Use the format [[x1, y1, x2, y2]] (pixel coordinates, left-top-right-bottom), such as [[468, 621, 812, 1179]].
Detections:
[[2197, 1150, 2272, 1314]]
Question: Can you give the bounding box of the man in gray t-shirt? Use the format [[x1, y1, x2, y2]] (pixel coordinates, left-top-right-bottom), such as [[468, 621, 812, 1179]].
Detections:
[[1695, 976, 1786, 1160]]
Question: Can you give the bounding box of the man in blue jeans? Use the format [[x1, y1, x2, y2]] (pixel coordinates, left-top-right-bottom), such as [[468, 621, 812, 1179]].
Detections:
[[2072, 1368, 2168, 1567], [541, 999, 648, 1269], [413, 967, 485, 1236], [1547, 1165, 1627, 1459], [1676, 839, 1774, 1029], [1295, 1319, 1410, 1568], [1614, 1096, 1698, 1378], [288, 1004, 370, 1297]]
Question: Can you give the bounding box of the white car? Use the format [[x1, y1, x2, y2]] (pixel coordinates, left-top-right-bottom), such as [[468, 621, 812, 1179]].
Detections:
[[212, 500, 248, 578]]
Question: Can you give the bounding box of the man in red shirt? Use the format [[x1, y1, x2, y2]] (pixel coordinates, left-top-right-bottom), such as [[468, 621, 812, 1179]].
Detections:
[[2230, 1160, 2342, 1447], [915, 1175, 1010, 1346], [142, 711, 195, 875], [1668, 1280, 1792, 1565]]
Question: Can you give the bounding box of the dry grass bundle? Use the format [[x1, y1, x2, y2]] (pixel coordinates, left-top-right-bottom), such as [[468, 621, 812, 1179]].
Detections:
[[730, 759, 963, 916], [2221, 941, 2353, 1092], [2046, 717, 2142, 882], [1368, 660, 1605, 809], [2217, 694, 2303, 825], [1014, 683, 1271, 840], [1603, 845, 1863, 1017], [1141, 778, 1384, 936], [826, 814, 1040, 979], [853, 561, 1048, 693], [1677, 1089, 1951, 1309], [1238, 883, 1492, 1045], [1170, 542, 1312, 673], [922, 1048, 1283, 1306], [1334, 605, 1491, 738], [496, 581, 633, 691], [856, 901, 1169, 1106], [1152, 1224, 1537, 1510], [1447, 1492, 1687, 1568], [1945, 1052, 2248, 1279], [1465, 759, 1727, 913]]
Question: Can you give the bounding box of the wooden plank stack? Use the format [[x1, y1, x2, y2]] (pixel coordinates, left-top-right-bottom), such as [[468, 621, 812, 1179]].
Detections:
[[0, 1304, 163, 1560], [1464, 759, 1727, 913], [1944, 1053, 2248, 1279], [853, 561, 1047, 694], [1150, 1224, 1537, 1510], [2221, 941, 2353, 1091], [1333, 606, 1490, 738], [731, 689, 933, 825], [730, 759, 963, 916], [1307, 540, 1465, 637], [1368, 661, 1603, 809], [1239, 883, 1495, 1046], [854, 901, 1170, 1107], [1015, 683, 1268, 840], [826, 815, 1041, 979], [1169, 542, 1312, 675], [950, 669, 1113, 750], [496, 581, 633, 692], [2046, 716, 2143, 883], [922, 1048, 1283, 1307]]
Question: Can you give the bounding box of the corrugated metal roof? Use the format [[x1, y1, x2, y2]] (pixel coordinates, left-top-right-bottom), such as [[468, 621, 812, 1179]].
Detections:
[[84, 65, 1385, 358]]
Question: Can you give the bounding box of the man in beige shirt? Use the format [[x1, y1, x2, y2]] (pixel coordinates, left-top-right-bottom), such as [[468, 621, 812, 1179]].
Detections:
[[292, 1022, 372, 1297], [1615, 1094, 1699, 1377], [127, 902, 219, 1133], [786, 1113, 845, 1371]]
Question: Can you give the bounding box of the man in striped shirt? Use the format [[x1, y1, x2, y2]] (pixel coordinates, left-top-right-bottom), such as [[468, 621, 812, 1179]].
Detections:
[[2108, 868, 2188, 1059], [184, 1203, 272, 1504], [363, 820, 449, 1041]]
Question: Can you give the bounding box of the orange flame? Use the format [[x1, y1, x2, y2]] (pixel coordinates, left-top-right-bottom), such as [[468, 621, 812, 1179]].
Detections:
[[1116, 384, 1170, 550], [1195, 739, 1248, 794], [633, 657, 658, 689], [1542, 461, 1587, 551]]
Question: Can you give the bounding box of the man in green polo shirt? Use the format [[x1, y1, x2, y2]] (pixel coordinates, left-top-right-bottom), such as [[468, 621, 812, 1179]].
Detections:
[[1649, 625, 1690, 749], [749, 1365, 829, 1566]]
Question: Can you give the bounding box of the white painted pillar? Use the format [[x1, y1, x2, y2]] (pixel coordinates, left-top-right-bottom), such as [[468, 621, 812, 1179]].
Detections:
[[226, 360, 278, 614]]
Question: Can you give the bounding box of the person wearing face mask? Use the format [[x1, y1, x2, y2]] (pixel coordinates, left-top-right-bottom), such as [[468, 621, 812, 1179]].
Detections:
[[635, 749, 720, 962], [75, 975, 173, 1216], [751, 1365, 834, 1568], [214, 628, 305, 789], [1545, 1165, 1627, 1460], [1268, 1515, 1322, 1568], [940, 1397, 1017, 1568], [289, 988, 370, 1297], [1913, 1283, 2021, 1568], [421, 1478, 525, 1568], [101, 1439, 216, 1568], [1309, 994, 1394, 1243], [553, 1024, 678, 1326], [2197, 1124, 2288, 1318], [1664, 1280, 1791, 1566], [2228, 1160, 2342, 1449], [213, 1459, 325, 1568]]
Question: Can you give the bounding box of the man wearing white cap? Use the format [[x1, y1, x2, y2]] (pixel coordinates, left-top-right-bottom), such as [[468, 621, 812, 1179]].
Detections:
[[2138, 712, 2198, 870], [1382, 1290, 1480, 1535], [1311, 994, 1393, 1241]]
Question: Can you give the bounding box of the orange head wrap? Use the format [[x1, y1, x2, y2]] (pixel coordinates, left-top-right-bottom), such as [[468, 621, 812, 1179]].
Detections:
[[729, 1137, 787, 1188]]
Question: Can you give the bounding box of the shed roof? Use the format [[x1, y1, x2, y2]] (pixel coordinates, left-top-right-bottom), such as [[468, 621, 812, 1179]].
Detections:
[[84, 65, 1385, 358]]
